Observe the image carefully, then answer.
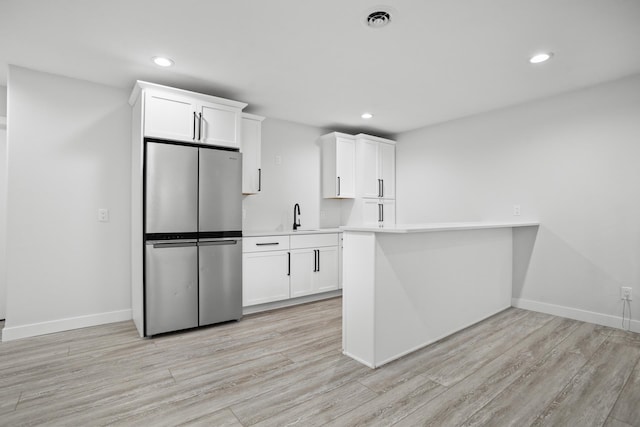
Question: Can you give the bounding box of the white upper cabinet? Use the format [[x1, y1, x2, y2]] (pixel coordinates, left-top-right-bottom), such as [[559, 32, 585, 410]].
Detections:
[[199, 102, 242, 148], [379, 142, 396, 199], [321, 132, 355, 198], [130, 81, 247, 149], [355, 134, 396, 199], [241, 113, 265, 195], [144, 91, 197, 142]]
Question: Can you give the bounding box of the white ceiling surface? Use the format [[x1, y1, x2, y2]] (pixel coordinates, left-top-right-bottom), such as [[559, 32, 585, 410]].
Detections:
[[1, 0, 639, 135]]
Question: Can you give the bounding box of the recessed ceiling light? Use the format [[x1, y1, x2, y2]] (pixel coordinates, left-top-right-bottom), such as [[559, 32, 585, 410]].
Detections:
[[152, 56, 174, 67], [361, 112, 374, 119], [529, 52, 553, 64]]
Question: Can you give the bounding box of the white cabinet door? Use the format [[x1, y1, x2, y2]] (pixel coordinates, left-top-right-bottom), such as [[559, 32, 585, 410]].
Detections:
[[290, 249, 316, 298], [357, 138, 380, 198], [359, 198, 395, 226], [321, 133, 355, 199], [199, 103, 240, 149], [361, 198, 382, 225], [381, 199, 396, 226], [335, 137, 355, 198], [379, 142, 395, 199], [315, 246, 339, 293], [243, 251, 290, 306], [241, 114, 264, 195], [144, 91, 197, 142], [290, 247, 338, 297]]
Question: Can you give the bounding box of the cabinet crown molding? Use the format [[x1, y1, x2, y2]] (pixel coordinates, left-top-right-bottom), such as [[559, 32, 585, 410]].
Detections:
[[129, 80, 248, 110], [355, 133, 396, 145]]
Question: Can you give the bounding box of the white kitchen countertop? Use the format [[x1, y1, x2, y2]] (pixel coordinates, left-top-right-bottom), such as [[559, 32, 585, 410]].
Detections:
[[243, 228, 342, 237], [340, 221, 539, 233]]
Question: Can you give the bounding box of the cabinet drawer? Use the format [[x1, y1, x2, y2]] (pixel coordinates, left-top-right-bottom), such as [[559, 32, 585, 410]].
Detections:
[[243, 236, 290, 252], [290, 233, 338, 249]]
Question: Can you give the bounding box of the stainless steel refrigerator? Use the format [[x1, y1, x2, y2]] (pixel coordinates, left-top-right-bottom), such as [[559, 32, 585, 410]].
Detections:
[[144, 141, 242, 336]]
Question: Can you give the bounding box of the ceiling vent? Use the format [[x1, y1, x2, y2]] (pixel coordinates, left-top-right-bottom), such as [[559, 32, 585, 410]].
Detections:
[[366, 10, 392, 28]]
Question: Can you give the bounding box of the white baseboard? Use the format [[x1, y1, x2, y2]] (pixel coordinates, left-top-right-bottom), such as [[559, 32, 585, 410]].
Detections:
[[512, 298, 640, 333], [243, 290, 342, 315], [1, 309, 133, 342]]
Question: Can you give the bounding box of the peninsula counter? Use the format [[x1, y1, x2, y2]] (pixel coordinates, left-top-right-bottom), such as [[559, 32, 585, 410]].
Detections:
[[341, 222, 539, 368]]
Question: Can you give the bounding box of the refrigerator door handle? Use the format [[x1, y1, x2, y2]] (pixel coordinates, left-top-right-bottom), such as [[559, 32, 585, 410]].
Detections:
[[198, 240, 238, 246], [149, 241, 198, 249]]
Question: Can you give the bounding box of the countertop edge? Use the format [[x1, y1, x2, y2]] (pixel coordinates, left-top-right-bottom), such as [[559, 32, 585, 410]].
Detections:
[[340, 222, 540, 233], [244, 228, 342, 237]]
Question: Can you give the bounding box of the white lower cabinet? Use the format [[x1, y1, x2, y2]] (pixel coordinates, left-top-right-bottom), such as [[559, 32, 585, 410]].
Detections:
[[290, 246, 339, 297], [243, 233, 339, 307], [243, 250, 290, 306], [243, 236, 290, 306]]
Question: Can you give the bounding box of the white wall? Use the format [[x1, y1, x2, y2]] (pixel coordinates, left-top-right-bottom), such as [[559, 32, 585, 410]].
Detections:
[[396, 74, 640, 331], [2, 67, 132, 340], [242, 118, 341, 232]]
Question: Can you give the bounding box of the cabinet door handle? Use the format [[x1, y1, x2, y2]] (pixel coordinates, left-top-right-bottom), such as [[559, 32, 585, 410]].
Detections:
[[381, 179, 384, 197], [256, 242, 279, 246], [198, 112, 203, 141], [258, 168, 262, 192], [317, 249, 320, 272], [378, 179, 382, 197], [312, 249, 317, 272], [378, 204, 382, 222], [337, 177, 341, 196], [381, 204, 384, 223], [288, 252, 291, 276], [193, 111, 197, 140]]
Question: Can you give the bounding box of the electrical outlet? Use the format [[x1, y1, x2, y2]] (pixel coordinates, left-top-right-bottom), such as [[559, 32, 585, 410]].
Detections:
[[98, 208, 109, 222], [275, 155, 282, 165], [621, 287, 633, 301], [513, 205, 521, 216]]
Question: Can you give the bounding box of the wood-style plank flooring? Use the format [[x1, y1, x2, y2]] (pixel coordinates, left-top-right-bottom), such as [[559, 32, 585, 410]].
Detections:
[[1, 298, 639, 426]]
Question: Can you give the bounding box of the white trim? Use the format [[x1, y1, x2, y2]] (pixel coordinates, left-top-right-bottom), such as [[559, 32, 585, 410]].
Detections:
[[512, 298, 640, 333], [242, 290, 342, 315], [1, 309, 132, 342]]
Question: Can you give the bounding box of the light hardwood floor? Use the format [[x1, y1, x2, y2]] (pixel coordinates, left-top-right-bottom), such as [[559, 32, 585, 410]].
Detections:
[[1, 298, 639, 426]]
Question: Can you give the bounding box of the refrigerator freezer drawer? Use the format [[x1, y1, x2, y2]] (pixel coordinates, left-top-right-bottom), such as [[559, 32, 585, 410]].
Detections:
[[145, 241, 199, 336], [198, 238, 243, 326]]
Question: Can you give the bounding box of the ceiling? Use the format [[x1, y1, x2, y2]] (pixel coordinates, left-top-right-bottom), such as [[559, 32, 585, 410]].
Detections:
[[1, 0, 639, 137]]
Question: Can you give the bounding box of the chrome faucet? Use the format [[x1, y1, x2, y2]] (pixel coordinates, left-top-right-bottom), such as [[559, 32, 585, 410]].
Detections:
[[293, 203, 301, 230]]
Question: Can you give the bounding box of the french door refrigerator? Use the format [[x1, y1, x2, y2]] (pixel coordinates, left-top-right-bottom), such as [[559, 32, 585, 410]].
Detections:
[[144, 141, 242, 336]]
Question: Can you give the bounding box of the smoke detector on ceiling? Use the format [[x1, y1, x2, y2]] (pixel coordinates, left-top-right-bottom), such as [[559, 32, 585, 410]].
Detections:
[[365, 8, 393, 28]]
